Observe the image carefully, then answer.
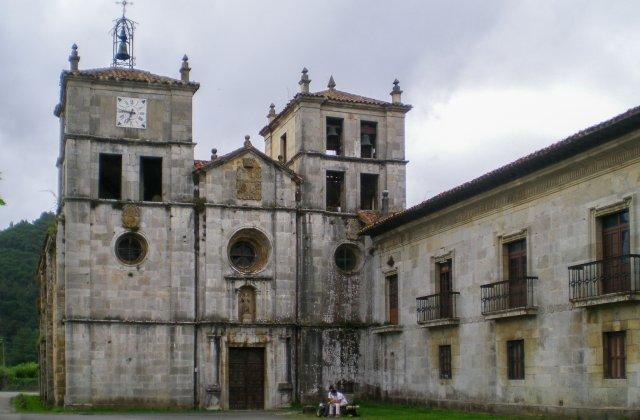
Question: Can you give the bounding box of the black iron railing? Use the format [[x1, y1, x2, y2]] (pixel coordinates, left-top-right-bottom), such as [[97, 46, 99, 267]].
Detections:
[[569, 254, 640, 301], [416, 292, 459, 323], [480, 277, 537, 315]]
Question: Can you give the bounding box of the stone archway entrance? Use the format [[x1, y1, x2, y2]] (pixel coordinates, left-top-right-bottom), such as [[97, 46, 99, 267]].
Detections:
[[228, 347, 264, 409]]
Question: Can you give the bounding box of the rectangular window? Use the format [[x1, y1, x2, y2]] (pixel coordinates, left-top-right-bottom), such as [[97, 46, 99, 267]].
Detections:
[[360, 121, 377, 158], [326, 117, 343, 156], [360, 173, 378, 210], [603, 331, 626, 379], [98, 153, 122, 200], [506, 239, 527, 308], [438, 260, 453, 318], [600, 210, 630, 293], [507, 339, 525, 380], [326, 171, 345, 212], [140, 156, 163, 202], [279, 133, 287, 162], [387, 274, 398, 325], [439, 345, 452, 379]]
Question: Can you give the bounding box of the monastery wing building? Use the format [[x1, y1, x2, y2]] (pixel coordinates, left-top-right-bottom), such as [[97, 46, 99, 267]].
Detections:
[[38, 13, 639, 417]]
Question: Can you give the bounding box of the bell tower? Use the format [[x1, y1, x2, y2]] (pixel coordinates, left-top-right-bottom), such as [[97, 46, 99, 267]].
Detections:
[[112, 0, 136, 67], [49, 4, 200, 407]]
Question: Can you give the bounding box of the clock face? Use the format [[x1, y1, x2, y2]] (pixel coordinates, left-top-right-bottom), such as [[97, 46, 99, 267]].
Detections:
[[116, 97, 147, 129]]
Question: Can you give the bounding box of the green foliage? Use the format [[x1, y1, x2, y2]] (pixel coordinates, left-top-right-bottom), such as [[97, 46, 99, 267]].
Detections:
[[0, 363, 38, 391], [0, 212, 55, 365]]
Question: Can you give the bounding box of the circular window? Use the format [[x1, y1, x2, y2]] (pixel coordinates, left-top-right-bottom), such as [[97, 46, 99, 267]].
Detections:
[[115, 232, 147, 265], [229, 240, 257, 270], [228, 229, 270, 273], [334, 243, 360, 273]]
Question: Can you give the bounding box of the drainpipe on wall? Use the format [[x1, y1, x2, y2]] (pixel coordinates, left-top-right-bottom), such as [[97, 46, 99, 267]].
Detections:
[[192, 179, 201, 409]]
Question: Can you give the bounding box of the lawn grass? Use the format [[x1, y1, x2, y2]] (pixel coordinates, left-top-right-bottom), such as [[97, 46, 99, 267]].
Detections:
[[295, 402, 532, 419], [11, 394, 202, 414]]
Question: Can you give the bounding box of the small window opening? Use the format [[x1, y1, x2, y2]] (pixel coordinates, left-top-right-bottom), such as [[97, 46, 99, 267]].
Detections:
[[387, 274, 399, 325], [360, 121, 377, 158], [280, 133, 287, 163], [507, 339, 525, 380], [99, 154, 122, 200], [230, 240, 257, 270], [326, 171, 345, 212], [603, 331, 626, 379], [360, 173, 378, 210], [326, 117, 343, 156], [439, 345, 452, 379], [140, 157, 163, 202]]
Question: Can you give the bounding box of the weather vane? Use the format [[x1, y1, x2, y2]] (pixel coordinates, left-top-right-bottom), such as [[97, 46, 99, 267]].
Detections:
[[116, 0, 132, 17]]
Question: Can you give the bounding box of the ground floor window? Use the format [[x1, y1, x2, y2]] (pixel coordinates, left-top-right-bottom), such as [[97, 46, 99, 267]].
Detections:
[[603, 331, 625, 379], [507, 339, 524, 380], [439, 345, 452, 379]]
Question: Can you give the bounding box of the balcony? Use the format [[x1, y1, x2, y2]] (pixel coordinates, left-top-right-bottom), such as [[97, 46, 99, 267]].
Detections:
[[480, 277, 538, 320], [569, 254, 640, 308], [416, 292, 460, 328]]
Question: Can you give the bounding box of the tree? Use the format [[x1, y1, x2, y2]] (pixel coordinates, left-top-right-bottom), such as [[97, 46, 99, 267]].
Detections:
[[0, 173, 5, 206]]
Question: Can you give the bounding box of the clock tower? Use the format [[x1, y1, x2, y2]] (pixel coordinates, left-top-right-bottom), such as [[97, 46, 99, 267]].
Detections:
[[51, 10, 200, 406]]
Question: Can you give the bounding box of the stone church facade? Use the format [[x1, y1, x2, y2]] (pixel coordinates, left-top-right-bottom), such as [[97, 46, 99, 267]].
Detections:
[[37, 40, 639, 416]]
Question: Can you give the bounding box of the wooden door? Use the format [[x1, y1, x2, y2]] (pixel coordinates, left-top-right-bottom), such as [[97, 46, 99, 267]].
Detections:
[[507, 240, 527, 308], [438, 261, 453, 318], [388, 275, 398, 325], [602, 211, 630, 293], [228, 348, 264, 409]]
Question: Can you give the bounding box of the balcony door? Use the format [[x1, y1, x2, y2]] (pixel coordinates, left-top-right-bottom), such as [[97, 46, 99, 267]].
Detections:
[[601, 210, 630, 293], [438, 261, 453, 318], [507, 240, 527, 308]]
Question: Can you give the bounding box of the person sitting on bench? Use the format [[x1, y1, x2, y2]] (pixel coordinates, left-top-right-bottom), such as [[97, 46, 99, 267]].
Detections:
[[327, 384, 348, 417]]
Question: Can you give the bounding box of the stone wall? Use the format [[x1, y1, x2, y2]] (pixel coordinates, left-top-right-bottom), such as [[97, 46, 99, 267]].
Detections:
[[364, 132, 640, 415]]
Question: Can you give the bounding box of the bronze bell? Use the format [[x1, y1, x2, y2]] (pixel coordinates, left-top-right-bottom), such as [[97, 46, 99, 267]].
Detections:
[[327, 125, 340, 140], [115, 27, 130, 60]]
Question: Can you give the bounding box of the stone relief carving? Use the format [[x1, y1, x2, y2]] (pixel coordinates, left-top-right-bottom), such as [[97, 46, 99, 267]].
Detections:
[[121, 204, 141, 229], [236, 158, 262, 201]]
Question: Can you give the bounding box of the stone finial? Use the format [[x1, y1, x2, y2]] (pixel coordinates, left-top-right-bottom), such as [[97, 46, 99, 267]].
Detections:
[[210, 148, 218, 160], [244, 135, 252, 148], [69, 44, 80, 72], [390, 79, 403, 104], [299, 67, 311, 93], [267, 103, 276, 122], [180, 54, 191, 82], [381, 190, 389, 215], [327, 75, 336, 90]]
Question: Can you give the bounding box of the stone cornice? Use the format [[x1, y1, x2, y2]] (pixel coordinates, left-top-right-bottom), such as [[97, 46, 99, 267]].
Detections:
[[64, 132, 196, 147], [286, 150, 408, 166]]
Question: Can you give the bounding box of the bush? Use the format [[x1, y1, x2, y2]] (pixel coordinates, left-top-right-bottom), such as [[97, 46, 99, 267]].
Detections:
[[12, 362, 38, 378], [0, 363, 38, 391]]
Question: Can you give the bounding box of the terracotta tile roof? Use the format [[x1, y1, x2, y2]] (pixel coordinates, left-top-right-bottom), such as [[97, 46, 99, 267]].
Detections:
[[361, 104, 640, 237], [193, 160, 210, 170], [63, 68, 199, 89], [357, 211, 382, 226], [311, 89, 390, 106], [259, 89, 411, 136]]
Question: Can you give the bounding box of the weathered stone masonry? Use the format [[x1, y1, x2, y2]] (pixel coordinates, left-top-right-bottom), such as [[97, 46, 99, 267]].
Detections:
[[37, 42, 640, 417]]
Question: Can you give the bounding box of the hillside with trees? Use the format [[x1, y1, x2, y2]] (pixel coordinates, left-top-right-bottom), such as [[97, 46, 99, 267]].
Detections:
[[0, 212, 55, 365]]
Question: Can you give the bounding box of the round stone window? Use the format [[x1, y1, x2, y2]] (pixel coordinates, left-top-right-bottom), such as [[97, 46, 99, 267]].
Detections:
[[229, 240, 257, 270], [334, 243, 360, 273], [228, 229, 270, 273], [115, 232, 147, 265]]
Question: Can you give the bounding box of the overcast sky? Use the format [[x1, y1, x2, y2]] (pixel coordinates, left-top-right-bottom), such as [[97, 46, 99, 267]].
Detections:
[[1, 0, 639, 228]]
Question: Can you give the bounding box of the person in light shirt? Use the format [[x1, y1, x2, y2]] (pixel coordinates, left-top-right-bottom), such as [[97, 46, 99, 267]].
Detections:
[[327, 384, 348, 417]]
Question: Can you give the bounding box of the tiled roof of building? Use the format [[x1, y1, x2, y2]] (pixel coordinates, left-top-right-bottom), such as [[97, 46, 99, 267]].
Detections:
[[310, 89, 391, 106], [259, 89, 411, 136], [361, 104, 640, 237], [62, 68, 199, 89], [193, 160, 210, 171]]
